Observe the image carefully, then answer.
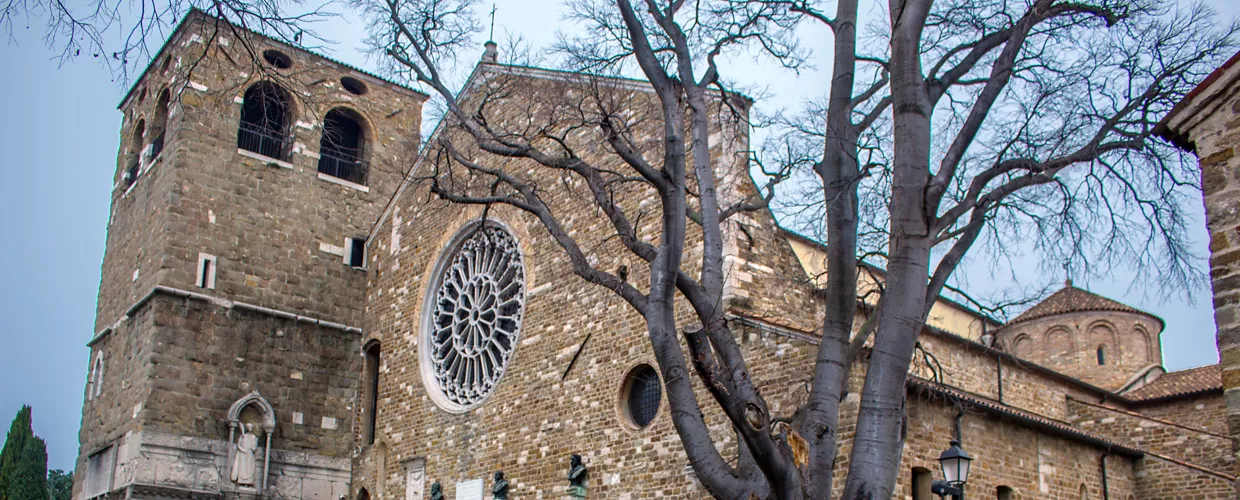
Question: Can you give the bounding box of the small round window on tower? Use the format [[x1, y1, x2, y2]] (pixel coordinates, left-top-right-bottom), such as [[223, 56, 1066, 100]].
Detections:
[[340, 76, 368, 96], [262, 49, 293, 69], [620, 364, 662, 429]]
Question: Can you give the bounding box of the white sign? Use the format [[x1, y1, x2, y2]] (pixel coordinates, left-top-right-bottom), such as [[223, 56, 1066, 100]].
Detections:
[[455, 479, 484, 500]]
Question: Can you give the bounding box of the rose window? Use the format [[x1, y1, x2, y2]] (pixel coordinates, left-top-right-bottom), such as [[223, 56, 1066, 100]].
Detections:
[[422, 224, 525, 411]]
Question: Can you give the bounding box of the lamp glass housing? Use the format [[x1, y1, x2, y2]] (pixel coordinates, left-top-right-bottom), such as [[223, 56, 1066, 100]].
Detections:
[[938, 440, 972, 486]]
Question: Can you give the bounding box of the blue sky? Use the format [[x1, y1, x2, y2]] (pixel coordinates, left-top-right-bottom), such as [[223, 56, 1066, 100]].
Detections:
[[1, 0, 1237, 473]]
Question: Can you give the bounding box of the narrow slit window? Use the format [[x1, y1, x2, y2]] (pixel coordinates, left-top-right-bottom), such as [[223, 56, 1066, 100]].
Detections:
[[92, 354, 105, 398], [197, 253, 217, 289], [347, 238, 366, 268], [1096, 346, 1106, 365], [362, 341, 381, 445]]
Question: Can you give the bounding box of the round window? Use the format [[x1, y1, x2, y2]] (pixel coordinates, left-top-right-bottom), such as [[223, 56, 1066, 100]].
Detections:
[[340, 76, 368, 95], [621, 364, 662, 428], [419, 222, 526, 412], [262, 49, 293, 69]]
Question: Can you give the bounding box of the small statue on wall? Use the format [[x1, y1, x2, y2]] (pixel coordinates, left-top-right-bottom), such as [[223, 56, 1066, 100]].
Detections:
[[491, 471, 509, 500], [429, 482, 444, 500], [566, 454, 587, 498], [230, 423, 259, 486]]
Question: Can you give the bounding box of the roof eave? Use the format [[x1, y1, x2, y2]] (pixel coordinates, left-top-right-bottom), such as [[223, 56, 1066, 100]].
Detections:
[[117, 8, 429, 110]]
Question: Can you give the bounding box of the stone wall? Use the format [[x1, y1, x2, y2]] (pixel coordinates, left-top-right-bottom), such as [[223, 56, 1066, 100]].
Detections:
[[1135, 456, 1235, 499], [1160, 50, 1240, 482], [95, 11, 424, 328], [75, 10, 425, 500], [357, 63, 1158, 500], [1136, 392, 1229, 436], [1068, 396, 1232, 473], [996, 311, 1163, 391]]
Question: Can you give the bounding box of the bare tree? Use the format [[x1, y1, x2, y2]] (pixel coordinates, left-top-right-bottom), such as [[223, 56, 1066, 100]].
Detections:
[[348, 0, 1235, 497], [1, 0, 332, 82]]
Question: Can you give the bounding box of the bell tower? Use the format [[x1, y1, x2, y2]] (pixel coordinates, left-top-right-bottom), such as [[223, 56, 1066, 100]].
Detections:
[[73, 9, 426, 500]]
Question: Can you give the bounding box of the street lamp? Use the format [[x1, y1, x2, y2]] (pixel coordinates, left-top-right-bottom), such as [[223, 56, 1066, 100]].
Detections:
[[931, 440, 973, 499]]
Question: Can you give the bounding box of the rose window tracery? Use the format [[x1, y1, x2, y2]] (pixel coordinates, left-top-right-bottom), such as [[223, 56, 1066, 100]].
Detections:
[[423, 224, 525, 410]]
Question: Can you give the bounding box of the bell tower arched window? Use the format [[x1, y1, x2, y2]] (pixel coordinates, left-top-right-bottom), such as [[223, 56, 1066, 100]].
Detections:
[[237, 82, 291, 160], [317, 108, 367, 185], [150, 89, 170, 158], [125, 120, 146, 188]]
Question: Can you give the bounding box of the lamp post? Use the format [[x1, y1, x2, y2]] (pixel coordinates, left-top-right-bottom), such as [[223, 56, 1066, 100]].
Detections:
[[931, 440, 973, 500]]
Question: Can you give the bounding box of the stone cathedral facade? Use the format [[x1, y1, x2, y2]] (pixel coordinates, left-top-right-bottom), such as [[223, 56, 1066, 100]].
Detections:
[[74, 10, 1235, 500]]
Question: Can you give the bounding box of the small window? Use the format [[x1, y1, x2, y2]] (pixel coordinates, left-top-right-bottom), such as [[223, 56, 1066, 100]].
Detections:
[[160, 56, 172, 74], [340, 77, 368, 95], [998, 486, 1014, 500], [196, 253, 217, 289], [90, 354, 105, 399], [620, 364, 661, 428], [1096, 346, 1106, 365], [238, 82, 292, 160], [318, 108, 367, 184], [137, 87, 147, 103], [912, 467, 932, 500], [262, 49, 293, 69], [347, 238, 366, 268]]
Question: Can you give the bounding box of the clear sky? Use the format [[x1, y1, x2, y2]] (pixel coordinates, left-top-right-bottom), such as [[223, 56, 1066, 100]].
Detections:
[[1, 0, 1237, 473]]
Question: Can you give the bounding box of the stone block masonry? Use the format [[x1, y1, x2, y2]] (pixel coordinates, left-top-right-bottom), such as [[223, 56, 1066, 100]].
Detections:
[[73, 8, 425, 500], [1156, 49, 1240, 490]]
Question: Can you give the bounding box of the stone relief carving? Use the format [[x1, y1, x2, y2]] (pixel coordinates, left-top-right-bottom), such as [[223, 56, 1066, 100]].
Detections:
[[405, 459, 426, 500]]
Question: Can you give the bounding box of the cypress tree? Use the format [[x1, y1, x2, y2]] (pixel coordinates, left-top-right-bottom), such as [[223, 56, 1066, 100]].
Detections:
[[0, 407, 48, 500]]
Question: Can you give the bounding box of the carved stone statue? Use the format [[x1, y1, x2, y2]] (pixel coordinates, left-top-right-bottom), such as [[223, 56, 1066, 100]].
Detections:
[[567, 454, 587, 498], [491, 471, 509, 500], [230, 423, 259, 486], [429, 482, 444, 500]]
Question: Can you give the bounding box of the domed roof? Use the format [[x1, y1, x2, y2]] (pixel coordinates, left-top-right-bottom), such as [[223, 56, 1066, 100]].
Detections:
[[1008, 281, 1162, 327]]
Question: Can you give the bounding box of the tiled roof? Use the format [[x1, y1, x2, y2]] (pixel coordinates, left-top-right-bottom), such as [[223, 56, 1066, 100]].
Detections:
[[1008, 283, 1161, 326], [1124, 364, 1222, 402], [907, 377, 1144, 458]]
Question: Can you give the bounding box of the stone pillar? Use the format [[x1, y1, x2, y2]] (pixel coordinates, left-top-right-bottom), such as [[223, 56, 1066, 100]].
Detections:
[[1156, 51, 1240, 486]]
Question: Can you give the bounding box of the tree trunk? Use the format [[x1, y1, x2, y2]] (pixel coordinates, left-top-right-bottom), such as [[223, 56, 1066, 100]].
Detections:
[[801, 0, 861, 497], [841, 0, 934, 497]]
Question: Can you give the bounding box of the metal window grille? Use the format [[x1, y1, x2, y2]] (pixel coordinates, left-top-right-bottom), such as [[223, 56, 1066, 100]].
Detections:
[[627, 365, 661, 427], [150, 131, 165, 159], [318, 109, 367, 185], [238, 121, 288, 160], [318, 148, 368, 185], [125, 160, 141, 188]]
